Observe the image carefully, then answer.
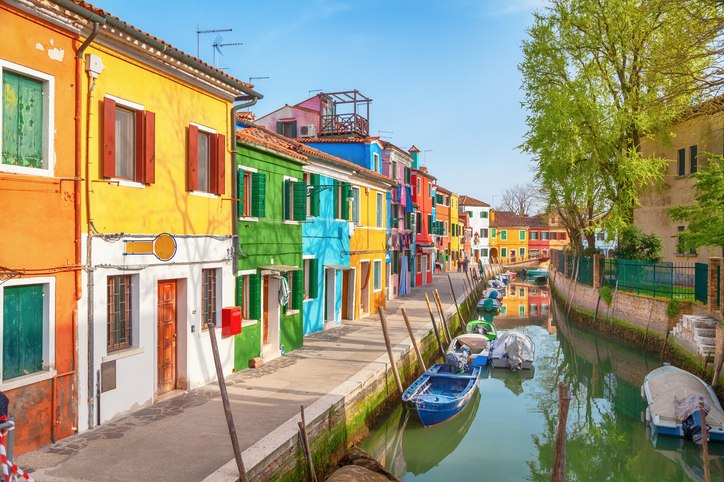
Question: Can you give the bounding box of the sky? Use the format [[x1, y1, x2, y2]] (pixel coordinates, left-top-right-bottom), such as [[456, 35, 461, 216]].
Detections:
[[90, 0, 544, 205]]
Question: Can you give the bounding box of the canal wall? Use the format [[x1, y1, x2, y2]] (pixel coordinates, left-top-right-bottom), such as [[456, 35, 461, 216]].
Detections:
[[204, 271, 492, 482]]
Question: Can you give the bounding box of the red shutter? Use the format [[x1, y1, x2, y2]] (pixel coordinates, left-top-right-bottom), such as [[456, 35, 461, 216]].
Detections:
[[188, 124, 198, 191], [209, 132, 219, 194], [102, 98, 116, 178], [215, 133, 226, 195], [144, 111, 155, 184], [134, 108, 145, 183]]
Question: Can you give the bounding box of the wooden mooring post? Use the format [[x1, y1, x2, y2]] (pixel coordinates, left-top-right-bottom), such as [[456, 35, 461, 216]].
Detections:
[[424, 293, 446, 358], [378, 307, 404, 395], [551, 382, 571, 482], [447, 274, 466, 330], [298, 405, 318, 482], [712, 323, 724, 386], [401, 308, 426, 373], [433, 289, 453, 342], [701, 399, 711, 482]]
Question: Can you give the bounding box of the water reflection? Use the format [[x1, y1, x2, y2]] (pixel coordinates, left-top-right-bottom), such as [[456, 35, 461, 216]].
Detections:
[[361, 284, 722, 481]]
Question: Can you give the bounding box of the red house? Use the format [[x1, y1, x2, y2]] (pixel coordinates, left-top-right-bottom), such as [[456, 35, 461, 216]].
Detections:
[[411, 152, 435, 286]]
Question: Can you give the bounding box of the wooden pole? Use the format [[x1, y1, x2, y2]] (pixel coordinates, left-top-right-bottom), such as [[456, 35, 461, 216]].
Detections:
[[434, 289, 453, 342], [298, 405, 318, 482], [401, 308, 426, 373], [206, 322, 247, 481], [460, 272, 474, 314], [701, 399, 711, 482], [551, 382, 571, 482], [425, 293, 446, 358], [378, 307, 404, 395], [447, 274, 466, 331], [463, 275, 476, 315]]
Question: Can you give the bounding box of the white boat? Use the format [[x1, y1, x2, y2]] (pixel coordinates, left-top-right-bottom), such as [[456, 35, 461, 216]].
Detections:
[[446, 333, 491, 368], [482, 287, 505, 300], [642, 365, 724, 443], [489, 330, 535, 370], [488, 279, 504, 289]]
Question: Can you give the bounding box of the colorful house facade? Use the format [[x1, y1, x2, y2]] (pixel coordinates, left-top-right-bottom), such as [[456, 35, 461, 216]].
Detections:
[[234, 125, 305, 369], [434, 186, 451, 271], [460, 195, 491, 264], [412, 165, 436, 286], [449, 193, 460, 271], [1, 1, 79, 452], [489, 211, 530, 262]]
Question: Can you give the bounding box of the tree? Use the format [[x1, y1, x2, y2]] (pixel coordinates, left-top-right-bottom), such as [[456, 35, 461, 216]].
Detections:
[[498, 183, 540, 216], [670, 155, 724, 256], [614, 225, 663, 261], [519, 0, 722, 254]]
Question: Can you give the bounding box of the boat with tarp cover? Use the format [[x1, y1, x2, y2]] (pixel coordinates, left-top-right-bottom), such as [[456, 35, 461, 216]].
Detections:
[[489, 330, 535, 370]]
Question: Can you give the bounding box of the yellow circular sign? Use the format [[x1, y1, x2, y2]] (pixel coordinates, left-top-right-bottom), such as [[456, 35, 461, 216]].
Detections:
[[153, 233, 177, 261]]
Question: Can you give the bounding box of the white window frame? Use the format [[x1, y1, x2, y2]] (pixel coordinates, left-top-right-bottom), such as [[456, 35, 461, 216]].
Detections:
[[376, 192, 384, 227], [373, 152, 380, 172], [283, 175, 300, 224], [104, 95, 145, 187], [238, 165, 258, 221], [351, 186, 361, 226], [0, 276, 56, 390], [238, 270, 256, 323], [190, 122, 218, 196], [373, 260, 382, 292], [0, 60, 55, 177]]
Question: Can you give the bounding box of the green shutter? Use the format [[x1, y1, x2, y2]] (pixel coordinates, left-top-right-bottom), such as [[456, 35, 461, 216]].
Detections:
[[3, 284, 43, 380], [308, 258, 319, 298], [520, 230, 526, 240], [237, 170, 244, 216], [249, 274, 261, 320], [283, 179, 291, 220], [332, 179, 339, 218], [310, 174, 321, 217], [373, 262, 380, 289], [235, 275, 243, 308], [276, 121, 284, 134], [251, 172, 266, 218], [293, 181, 307, 221], [341, 182, 351, 220], [292, 270, 303, 309], [2, 72, 43, 169], [427, 214, 432, 234]]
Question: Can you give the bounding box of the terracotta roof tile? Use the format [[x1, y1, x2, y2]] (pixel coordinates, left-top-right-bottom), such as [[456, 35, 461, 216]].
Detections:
[[490, 211, 533, 228], [459, 195, 490, 207], [408, 145, 421, 153], [299, 136, 382, 144]]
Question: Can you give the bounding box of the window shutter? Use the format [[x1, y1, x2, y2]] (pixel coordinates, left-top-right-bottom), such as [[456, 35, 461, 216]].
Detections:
[[283, 179, 292, 220], [309, 258, 319, 298], [134, 109, 145, 183], [249, 274, 261, 320], [427, 214, 432, 234], [293, 181, 307, 221], [341, 182, 351, 220], [188, 124, 199, 191], [292, 270, 303, 309], [310, 174, 321, 217], [216, 134, 226, 195], [290, 120, 298, 138], [276, 121, 284, 135], [143, 111, 155, 184], [103, 97, 116, 178], [237, 169, 244, 217], [235, 276, 244, 309], [251, 172, 266, 218]]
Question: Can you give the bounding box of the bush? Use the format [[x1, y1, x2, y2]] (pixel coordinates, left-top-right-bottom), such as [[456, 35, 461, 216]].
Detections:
[[615, 225, 663, 262], [599, 285, 612, 305], [666, 299, 681, 319]]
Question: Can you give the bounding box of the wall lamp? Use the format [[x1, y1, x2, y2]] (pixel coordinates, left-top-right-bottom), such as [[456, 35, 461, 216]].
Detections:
[[306, 184, 355, 202]]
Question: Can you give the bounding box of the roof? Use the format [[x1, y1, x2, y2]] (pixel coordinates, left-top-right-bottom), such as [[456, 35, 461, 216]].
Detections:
[[459, 195, 490, 207], [63, 1, 255, 92], [408, 145, 421, 153], [490, 211, 535, 228], [414, 166, 437, 181], [436, 185, 453, 195], [382, 141, 413, 160], [678, 94, 724, 122]]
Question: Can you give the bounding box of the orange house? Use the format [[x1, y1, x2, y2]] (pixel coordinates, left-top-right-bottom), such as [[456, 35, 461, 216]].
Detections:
[[0, 3, 80, 452]]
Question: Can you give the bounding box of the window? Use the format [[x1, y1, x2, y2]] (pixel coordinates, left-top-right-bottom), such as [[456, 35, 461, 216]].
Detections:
[[481, 211, 488, 218], [276, 120, 297, 138], [352, 187, 361, 225], [236, 274, 251, 319], [427, 214, 432, 234], [391, 161, 397, 180], [677, 226, 697, 255], [103, 96, 155, 184], [531, 231, 539, 240], [373, 260, 382, 291], [237, 273, 261, 320], [427, 182, 431, 198], [501, 247, 507, 257], [678, 148, 686, 176], [392, 251, 399, 275], [482, 248, 488, 256], [188, 124, 225, 194], [376, 192, 384, 227], [283, 177, 307, 221], [444, 221, 448, 235], [416, 212, 422, 234], [107, 275, 134, 352], [541, 231, 549, 240], [373, 153, 380, 172], [304, 173, 312, 217], [481, 228, 488, 238], [519, 230, 526, 240], [416, 178, 421, 195], [519, 305, 525, 316], [467, 211, 473, 218], [510, 249, 517, 259], [690, 145, 698, 174], [416, 254, 422, 274], [491, 228, 496, 238], [501, 230, 507, 241], [201, 269, 218, 329], [558, 232, 566, 240], [596, 231, 605, 241], [1, 279, 54, 383], [1, 63, 54, 175], [405, 167, 411, 185], [237, 169, 266, 218], [520, 247, 526, 258]]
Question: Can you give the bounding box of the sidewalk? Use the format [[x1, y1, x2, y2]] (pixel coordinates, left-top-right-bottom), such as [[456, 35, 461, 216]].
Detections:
[[17, 272, 477, 482]]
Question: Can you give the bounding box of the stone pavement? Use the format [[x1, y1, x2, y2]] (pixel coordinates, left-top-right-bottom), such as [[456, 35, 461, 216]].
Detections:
[[17, 272, 478, 482]]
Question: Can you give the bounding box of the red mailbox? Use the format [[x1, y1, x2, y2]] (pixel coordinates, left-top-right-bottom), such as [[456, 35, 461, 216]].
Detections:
[[221, 306, 241, 336]]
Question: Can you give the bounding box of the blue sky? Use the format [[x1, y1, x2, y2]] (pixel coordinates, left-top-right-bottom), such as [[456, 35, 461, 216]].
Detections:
[[91, 0, 543, 204]]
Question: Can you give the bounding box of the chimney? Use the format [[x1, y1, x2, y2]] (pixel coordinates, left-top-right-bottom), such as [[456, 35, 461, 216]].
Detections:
[[409, 145, 420, 169]]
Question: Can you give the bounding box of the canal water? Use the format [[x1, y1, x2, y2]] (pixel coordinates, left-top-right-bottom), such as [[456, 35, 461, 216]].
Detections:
[[361, 282, 724, 481]]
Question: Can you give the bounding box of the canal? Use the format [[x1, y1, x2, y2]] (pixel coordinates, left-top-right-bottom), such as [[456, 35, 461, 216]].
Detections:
[[360, 282, 724, 481]]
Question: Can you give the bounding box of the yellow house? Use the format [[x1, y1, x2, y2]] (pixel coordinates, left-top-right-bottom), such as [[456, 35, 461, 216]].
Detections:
[[70, 2, 262, 432], [345, 173, 395, 319], [489, 210, 530, 263], [449, 193, 461, 270]]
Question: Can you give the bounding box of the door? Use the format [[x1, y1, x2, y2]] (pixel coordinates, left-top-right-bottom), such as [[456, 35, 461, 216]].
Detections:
[[263, 276, 270, 345], [422, 256, 428, 284], [325, 269, 336, 322], [157, 280, 177, 395], [360, 262, 370, 314]]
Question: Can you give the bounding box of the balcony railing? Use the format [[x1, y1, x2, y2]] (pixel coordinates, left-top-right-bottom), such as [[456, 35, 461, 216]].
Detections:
[[321, 113, 369, 137]]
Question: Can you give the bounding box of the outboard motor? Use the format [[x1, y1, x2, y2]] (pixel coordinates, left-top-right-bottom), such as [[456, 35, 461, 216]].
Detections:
[[445, 347, 469, 373]]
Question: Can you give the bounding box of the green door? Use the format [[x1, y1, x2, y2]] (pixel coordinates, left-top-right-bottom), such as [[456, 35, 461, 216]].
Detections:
[[3, 284, 43, 380]]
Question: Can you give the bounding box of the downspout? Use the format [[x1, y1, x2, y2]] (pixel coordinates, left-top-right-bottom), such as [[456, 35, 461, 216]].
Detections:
[[230, 98, 257, 276]]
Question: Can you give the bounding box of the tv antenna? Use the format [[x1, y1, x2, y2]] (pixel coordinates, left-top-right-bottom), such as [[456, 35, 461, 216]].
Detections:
[[308, 89, 323, 98], [212, 36, 243, 67], [196, 25, 232, 58], [378, 130, 394, 139]]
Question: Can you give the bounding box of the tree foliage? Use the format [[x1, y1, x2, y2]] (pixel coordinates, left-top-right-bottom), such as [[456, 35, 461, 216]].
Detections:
[[614, 225, 663, 261], [669, 155, 724, 254], [519, 0, 722, 254], [498, 183, 540, 216]]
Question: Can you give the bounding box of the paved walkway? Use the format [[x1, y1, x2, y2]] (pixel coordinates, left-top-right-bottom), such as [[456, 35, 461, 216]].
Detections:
[[17, 272, 479, 482]]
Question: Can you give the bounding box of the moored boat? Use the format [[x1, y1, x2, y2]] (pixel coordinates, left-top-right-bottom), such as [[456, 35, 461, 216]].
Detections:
[[477, 297, 501, 312], [466, 319, 498, 340], [446, 333, 491, 367], [642, 365, 724, 443], [489, 330, 535, 370], [402, 364, 481, 427], [482, 287, 505, 300]]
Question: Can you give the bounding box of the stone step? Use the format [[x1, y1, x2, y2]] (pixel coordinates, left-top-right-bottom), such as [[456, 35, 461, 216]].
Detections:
[[694, 335, 716, 347], [694, 328, 716, 339], [699, 345, 716, 355], [682, 315, 718, 329]]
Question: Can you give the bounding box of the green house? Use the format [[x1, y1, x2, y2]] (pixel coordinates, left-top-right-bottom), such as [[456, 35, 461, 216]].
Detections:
[[234, 125, 306, 370]]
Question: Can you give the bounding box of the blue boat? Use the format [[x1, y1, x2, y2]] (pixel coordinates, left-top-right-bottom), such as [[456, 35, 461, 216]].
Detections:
[[402, 364, 481, 427], [477, 297, 501, 312]]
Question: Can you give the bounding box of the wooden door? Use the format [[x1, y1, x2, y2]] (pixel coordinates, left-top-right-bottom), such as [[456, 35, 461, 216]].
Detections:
[[157, 280, 177, 395], [263, 276, 269, 345]]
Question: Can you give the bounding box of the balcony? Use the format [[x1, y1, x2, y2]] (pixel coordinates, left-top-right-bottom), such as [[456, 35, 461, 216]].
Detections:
[[318, 90, 371, 137], [321, 113, 369, 137]]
